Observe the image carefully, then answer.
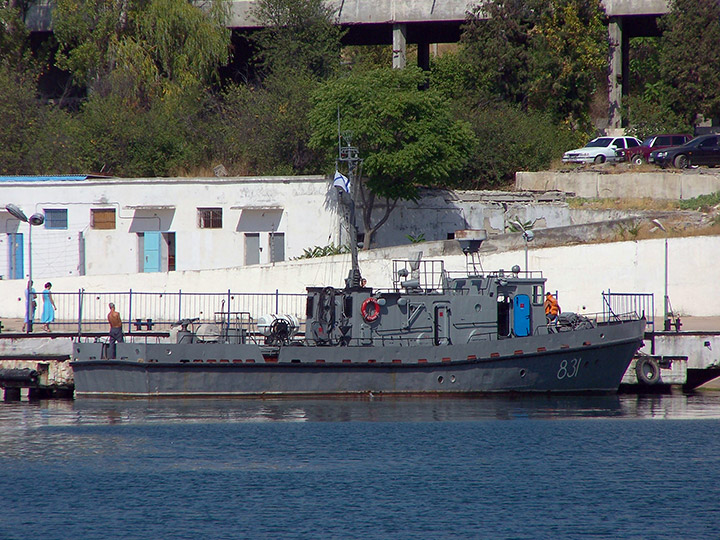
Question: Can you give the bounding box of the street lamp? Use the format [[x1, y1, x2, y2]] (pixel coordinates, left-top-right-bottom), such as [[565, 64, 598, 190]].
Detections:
[[6, 204, 44, 333], [511, 220, 534, 272], [651, 219, 669, 331]]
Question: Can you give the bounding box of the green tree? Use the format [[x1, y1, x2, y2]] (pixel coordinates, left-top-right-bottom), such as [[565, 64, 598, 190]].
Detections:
[[460, 0, 542, 105], [460, 0, 607, 130], [251, 0, 344, 80], [309, 67, 475, 249], [53, 0, 231, 102], [215, 72, 323, 174], [528, 0, 607, 129], [659, 0, 720, 125]]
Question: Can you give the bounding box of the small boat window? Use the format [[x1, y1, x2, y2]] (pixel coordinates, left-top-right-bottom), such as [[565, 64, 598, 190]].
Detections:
[[533, 285, 544, 305], [343, 296, 353, 317], [306, 297, 314, 318]]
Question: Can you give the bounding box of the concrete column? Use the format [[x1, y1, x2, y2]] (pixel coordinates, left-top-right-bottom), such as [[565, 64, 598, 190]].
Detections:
[[608, 17, 623, 131], [392, 23, 407, 69]]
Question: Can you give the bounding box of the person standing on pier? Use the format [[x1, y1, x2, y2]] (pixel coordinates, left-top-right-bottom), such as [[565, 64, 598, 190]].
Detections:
[[22, 280, 37, 333], [107, 303, 124, 359], [40, 282, 56, 332]]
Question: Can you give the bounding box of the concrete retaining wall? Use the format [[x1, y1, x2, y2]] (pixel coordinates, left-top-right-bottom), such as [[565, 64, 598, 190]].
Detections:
[[516, 170, 720, 200], [1, 233, 718, 319]]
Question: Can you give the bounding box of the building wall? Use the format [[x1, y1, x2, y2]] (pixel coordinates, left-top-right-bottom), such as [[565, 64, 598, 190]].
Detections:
[[0, 176, 341, 280]]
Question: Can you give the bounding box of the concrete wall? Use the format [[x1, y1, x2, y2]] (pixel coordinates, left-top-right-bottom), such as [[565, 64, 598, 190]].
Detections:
[[516, 170, 720, 200], [1, 233, 717, 320]]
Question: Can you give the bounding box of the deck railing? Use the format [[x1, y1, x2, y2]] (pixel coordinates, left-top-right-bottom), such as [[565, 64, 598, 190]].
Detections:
[[602, 291, 654, 332], [47, 289, 307, 334]]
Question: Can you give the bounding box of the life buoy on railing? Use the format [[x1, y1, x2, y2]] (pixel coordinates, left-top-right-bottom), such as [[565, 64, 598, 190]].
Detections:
[[361, 297, 381, 323]]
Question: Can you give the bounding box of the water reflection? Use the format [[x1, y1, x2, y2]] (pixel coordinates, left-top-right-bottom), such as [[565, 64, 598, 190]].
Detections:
[[3, 393, 720, 431]]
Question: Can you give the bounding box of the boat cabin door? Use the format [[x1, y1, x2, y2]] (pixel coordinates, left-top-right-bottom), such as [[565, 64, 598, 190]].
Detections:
[[513, 294, 531, 337], [434, 304, 450, 345]]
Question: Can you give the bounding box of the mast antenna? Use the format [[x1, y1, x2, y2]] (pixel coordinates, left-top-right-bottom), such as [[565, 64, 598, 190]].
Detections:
[[335, 110, 364, 289]]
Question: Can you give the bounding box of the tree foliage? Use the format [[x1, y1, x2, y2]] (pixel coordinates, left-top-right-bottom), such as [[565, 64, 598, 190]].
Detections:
[[659, 0, 720, 125], [53, 0, 231, 102], [251, 0, 344, 80], [460, 0, 607, 130], [309, 67, 475, 247]]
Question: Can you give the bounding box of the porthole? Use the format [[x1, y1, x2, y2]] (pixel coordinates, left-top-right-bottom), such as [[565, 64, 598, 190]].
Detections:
[[437, 376, 444, 384], [450, 375, 456, 383], [519, 369, 527, 378]]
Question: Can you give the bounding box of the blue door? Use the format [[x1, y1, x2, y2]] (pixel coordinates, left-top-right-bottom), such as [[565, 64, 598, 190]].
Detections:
[[513, 294, 531, 337], [143, 232, 161, 272], [8, 233, 23, 279]]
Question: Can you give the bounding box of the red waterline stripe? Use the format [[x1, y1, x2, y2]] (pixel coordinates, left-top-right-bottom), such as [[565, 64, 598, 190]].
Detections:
[[193, 359, 202, 363], [392, 359, 402, 364], [316, 359, 325, 364], [442, 357, 451, 363], [467, 355, 477, 360], [233, 359, 243, 363], [583, 341, 591, 346], [220, 359, 229, 363], [514, 350, 523, 355], [265, 358, 278, 363], [490, 352, 500, 358], [246, 359, 255, 363], [368, 359, 377, 364], [418, 358, 428, 363], [342, 359, 352, 364], [537, 347, 547, 352]]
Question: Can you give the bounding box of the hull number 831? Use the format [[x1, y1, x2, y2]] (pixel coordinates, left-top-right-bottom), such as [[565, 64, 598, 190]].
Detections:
[[557, 358, 581, 380]]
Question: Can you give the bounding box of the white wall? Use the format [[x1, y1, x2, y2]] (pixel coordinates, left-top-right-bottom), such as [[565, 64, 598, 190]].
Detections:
[[1, 234, 717, 320], [0, 176, 340, 280]]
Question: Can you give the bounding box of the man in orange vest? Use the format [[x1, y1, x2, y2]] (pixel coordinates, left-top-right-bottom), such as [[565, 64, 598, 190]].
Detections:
[[544, 292, 561, 326]]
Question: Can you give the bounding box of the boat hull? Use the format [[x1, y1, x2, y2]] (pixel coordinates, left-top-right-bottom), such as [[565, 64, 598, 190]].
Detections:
[[71, 320, 645, 397]]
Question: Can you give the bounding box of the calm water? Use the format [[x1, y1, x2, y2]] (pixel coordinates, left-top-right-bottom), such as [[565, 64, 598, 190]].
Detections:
[[2, 394, 720, 540]]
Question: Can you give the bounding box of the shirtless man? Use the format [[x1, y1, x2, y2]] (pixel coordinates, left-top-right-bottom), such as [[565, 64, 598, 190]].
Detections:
[[107, 303, 124, 359]]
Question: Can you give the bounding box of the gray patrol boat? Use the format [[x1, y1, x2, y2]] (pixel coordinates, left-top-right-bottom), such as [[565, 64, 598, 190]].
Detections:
[[71, 141, 646, 397], [71, 229, 646, 397]]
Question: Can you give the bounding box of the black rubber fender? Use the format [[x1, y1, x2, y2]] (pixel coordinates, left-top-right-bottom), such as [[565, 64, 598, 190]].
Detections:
[[635, 356, 661, 385]]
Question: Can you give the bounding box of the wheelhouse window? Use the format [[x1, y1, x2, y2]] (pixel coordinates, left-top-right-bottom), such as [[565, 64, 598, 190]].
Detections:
[[91, 208, 116, 229], [44, 209, 68, 229], [198, 208, 222, 229]]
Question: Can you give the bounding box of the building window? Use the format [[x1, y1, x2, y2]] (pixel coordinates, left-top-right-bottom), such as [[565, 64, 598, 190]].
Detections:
[[198, 208, 222, 229], [44, 209, 68, 229], [91, 208, 116, 229]]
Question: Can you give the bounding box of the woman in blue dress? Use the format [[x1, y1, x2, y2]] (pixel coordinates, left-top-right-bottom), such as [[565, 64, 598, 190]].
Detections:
[[41, 282, 56, 332]]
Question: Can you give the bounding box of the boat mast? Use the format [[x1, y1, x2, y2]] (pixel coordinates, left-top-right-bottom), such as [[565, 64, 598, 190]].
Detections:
[[336, 119, 364, 289]]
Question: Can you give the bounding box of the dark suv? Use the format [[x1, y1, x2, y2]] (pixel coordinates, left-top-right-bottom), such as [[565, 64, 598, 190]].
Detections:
[[625, 134, 692, 165]]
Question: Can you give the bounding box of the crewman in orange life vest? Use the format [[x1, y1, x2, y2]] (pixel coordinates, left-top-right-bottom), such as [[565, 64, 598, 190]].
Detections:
[[544, 292, 561, 326]]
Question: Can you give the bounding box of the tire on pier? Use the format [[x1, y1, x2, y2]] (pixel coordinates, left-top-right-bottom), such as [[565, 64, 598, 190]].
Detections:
[[635, 356, 661, 385]]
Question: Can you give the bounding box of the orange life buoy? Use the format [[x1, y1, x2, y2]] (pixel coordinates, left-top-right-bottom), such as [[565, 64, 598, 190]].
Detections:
[[361, 297, 380, 322]]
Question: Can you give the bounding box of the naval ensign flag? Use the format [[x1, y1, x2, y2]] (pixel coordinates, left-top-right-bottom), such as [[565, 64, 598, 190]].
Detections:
[[333, 170, 350, 193]]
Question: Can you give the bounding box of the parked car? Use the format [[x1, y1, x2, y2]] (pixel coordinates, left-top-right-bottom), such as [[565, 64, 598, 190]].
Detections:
[[649, 134, 720, 168], [624, 134, 692, 165], [562, 136, 642, 164]]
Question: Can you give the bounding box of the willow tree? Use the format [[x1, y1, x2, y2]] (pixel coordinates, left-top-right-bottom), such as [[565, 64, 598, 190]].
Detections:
[[309, 67, 475, 249], [53, 0, 231, 102]]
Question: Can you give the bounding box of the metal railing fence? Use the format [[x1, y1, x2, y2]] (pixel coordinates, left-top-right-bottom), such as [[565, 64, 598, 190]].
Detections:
[[602, 291, 654, 332], [48, 289, 307, 333]]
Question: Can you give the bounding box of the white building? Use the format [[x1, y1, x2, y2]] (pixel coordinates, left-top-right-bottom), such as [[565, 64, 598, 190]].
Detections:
[[0, 175, 344, 279], [1, 175, 577, 282]]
